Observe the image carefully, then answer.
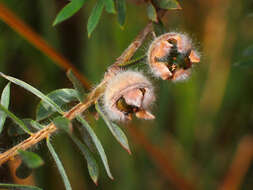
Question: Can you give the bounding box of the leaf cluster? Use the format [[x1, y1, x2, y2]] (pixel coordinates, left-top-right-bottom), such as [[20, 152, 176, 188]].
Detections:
[[53, 0, 181, 36], [0, 70, 131, 189]]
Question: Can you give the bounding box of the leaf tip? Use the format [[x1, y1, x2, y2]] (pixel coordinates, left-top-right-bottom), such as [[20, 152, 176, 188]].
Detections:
[[52, 19, 58, 27], [110, 175, 114, 180], [0, 72, 5, 77], [122, 145, 131, 155], [94, 180, 99, 186], [66, 69, 72, 75]]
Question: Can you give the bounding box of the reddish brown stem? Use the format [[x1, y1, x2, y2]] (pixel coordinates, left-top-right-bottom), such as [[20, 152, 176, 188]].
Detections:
[[127, 125, 196, 190], [218, 136, 253, 190], [0, 3, 91, 89], [0, 5, 195, 190], [0, 17, 152, 166]]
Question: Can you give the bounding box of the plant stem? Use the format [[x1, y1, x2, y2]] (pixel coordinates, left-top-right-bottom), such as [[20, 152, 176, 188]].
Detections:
[[118, 54, 147, 67], [0, 3, 91, 89], [0, 80, 106, 166], [0, 22, 153, 166], [113, 22, 153, 67]]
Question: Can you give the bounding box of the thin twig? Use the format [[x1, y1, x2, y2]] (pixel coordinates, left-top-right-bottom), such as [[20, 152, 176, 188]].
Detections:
[[0, 3, 91, 89], [0, 90, 98, 165], [0, 6, 195, 190], [113, 22, 153, 67], [0, 21, 153, 166], [117, 54, 147, 67]]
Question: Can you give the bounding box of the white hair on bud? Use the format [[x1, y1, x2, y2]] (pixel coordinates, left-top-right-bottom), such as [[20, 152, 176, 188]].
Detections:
[[147, 32, 193, 61], [103, 70, 155, 121], [172, 69, 191, 82], [147, 32, 200, 80]]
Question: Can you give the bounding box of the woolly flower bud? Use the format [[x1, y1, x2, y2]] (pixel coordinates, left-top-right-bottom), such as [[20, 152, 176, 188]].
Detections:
[[147, 32, 200, 81], [103, 70, 155, 121]]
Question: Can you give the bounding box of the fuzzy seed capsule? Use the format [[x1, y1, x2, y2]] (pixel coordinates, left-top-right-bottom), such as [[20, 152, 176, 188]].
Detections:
[[147, 32, 200, 81], [103, 71, 155, 121]]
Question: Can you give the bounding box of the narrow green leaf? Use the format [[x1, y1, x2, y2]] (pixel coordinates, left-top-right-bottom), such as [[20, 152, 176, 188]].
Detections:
[[0, 82, 10, 133], [104, 0, 116, 14], [0, 183, 42, 190], [0, 104, 32, 134], [53, 116, 99, 184], [0, 72, 63, 114], [77, 123, 97, 153], [77, 116, 114, 179], [87, 0, 104, 37], [30, 120, 44, 130], [53, 116, 71, 133], [67, 70, 86, 102], [47, 138, 72, 190], [36, 88, 79, 121], [22, 119, 41, 133], [53, 0, 87, 26], [95, 103, 131, 154], [117, 54, 147, 67], [147, 3, 158, 22], [115, 0, 126, 27], [18, 150, 44, 169], [70, 134, 99, 185], [157, 0, 182, 10]]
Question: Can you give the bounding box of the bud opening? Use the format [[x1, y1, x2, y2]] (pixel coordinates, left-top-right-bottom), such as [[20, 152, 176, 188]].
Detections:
[[147, 32, 200, 81], [103, 71, 155, 121]]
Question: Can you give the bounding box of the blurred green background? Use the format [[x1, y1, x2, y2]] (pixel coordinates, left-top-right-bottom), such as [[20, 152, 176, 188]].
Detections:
[[0, 0, 253, 189]]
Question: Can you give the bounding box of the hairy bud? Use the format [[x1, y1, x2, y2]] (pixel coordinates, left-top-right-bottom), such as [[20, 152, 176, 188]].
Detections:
[[147, 32, 200, 81], [103, 71, 155, 121]]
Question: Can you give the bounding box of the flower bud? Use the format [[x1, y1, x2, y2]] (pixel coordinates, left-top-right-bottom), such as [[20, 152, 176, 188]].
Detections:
[[147, 32, 200, 81], [103, 71, 155, 121]]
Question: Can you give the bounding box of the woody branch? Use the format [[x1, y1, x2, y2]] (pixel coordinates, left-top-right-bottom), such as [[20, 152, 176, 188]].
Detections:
[[0, 23, 153, 166]]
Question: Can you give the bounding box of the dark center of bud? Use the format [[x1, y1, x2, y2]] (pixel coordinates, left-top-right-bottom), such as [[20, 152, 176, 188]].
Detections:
[[116, 97, 138, 115], [115, 88, 146, 117], [154, 38, 193, 73]]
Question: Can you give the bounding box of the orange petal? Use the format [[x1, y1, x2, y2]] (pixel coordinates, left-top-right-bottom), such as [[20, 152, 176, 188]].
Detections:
[[154, 62, 173, 80], [172, 69, 191, 82], [189, 50, 200, 63], [135, 110, 155, 120], [124, 89, 143, 107]]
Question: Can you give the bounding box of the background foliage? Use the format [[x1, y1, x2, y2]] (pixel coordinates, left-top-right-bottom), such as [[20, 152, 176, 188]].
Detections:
[[0, 0, 253, 189]]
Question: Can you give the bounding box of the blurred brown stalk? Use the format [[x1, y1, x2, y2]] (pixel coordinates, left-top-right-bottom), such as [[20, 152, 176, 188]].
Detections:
[[218, 136, 253, 190], [0, 3, 197, 190], [0, 3, 91, 89], [127, 125, 196, 190]]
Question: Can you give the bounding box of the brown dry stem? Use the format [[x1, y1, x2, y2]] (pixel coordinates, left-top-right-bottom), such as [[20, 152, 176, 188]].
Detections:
[[127, 124, 196, 190], [0, 23, 153, 166], [0, 3, 91, 89], [218, 136, 253, 190], [0, 6, 198, 190], [114, 22, 153, 67]]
